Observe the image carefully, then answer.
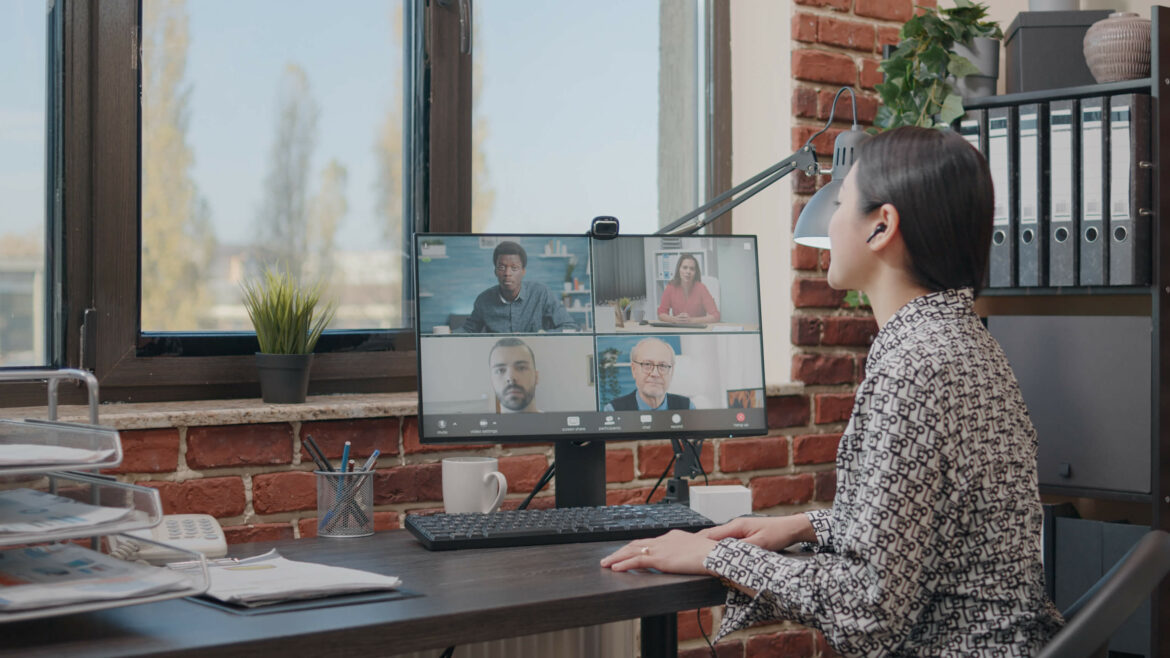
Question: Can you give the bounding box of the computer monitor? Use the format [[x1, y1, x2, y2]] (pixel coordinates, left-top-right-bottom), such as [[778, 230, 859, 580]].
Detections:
[[415, 234, 768, 506]]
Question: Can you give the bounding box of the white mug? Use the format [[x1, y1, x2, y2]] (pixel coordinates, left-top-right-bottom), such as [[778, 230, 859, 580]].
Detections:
[[433, 325, 451, 334], [442, 457, 507, 514]]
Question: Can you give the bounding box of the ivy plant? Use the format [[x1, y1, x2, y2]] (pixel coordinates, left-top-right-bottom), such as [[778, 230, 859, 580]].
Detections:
[[875, 0, 1003, 130]]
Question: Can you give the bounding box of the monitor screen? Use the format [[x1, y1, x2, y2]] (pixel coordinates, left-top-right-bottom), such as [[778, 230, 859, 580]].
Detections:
[[415, 234, 768, 443]]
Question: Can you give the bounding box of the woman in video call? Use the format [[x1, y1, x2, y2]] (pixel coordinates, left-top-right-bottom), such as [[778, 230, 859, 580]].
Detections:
[[603, 127, 1063, 656], [657, 254, 720, 324]]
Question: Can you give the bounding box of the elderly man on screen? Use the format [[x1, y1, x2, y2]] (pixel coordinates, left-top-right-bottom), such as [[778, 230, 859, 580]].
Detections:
[[456, 241, 578, 334], [604, 338, 695, 412]]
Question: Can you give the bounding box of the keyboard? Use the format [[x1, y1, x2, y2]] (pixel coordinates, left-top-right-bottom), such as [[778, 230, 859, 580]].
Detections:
[[648, 321, 707, 329], [405, 503, 716, 551]]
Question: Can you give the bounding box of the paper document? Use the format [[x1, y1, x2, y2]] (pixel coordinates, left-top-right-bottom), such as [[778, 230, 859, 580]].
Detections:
[[0, 544, 193, 611], [170, 549, 402, 607], [0, 444, 116, 466], [0, 488, 133, 536]]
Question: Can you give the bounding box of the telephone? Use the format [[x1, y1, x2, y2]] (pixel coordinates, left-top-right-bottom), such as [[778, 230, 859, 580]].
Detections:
[[108, 514, 228, 565]]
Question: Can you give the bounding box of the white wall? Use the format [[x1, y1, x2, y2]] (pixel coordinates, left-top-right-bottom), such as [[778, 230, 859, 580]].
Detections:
[[729, 0, 792, 386]]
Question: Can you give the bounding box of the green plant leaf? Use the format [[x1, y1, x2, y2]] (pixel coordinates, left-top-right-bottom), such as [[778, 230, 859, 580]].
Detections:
[[901, 15, 924, 39], [938, 92, 966, 125], [240, 266, 337, 355], [947, 52, 982, 78]]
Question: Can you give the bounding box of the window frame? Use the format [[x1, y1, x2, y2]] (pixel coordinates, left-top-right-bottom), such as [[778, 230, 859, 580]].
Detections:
[[0, 0, 731, 406]]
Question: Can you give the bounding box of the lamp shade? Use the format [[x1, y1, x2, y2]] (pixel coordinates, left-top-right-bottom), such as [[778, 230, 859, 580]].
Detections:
[[793, 181, 839, 249], [793, 126, 870, 250]]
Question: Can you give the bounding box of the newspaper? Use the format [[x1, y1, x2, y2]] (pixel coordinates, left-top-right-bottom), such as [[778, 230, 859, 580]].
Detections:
[[169, 549, 402, 607], [0, 444, 116, 467], [0, 488, 133, 536], [0, 544, 193, 611]]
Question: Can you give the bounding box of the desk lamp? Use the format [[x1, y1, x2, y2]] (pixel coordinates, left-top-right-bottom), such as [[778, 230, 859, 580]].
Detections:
[[655, 86, 870, 504]]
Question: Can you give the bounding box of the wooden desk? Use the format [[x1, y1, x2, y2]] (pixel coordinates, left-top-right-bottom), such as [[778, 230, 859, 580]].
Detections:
[[1, 531, 728, 658]]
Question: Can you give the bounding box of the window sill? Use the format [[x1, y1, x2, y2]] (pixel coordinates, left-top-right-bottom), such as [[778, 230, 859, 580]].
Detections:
[[0, 393, 419, 431], [0, 385, 803, 431]]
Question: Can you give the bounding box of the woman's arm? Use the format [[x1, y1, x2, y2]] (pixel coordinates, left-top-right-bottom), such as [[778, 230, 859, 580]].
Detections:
[[703, 371, 947, 653]]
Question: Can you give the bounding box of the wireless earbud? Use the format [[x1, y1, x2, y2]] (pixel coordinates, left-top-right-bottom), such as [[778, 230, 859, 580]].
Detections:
[[866, 224, 887, 243]]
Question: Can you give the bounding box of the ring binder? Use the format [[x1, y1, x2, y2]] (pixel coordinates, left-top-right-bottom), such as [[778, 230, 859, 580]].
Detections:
[[988, 106, 1017, 288], [1079, 97, 1108, 286], [1048, 99, 1079, 287], [1107, 94, 1153, 286], [1017, 103, 1047, 287]]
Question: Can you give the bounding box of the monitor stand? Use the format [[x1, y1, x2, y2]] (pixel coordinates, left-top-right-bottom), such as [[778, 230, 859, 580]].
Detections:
[[554, 441, 606, 508]]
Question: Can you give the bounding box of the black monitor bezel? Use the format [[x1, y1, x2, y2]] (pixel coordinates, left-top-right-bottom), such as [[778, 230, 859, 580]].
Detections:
[[413, 232, 769, 444]]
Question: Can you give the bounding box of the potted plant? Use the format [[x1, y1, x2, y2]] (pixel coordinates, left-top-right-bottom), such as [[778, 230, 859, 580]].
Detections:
[[876, 0, 1003, 130], [419, 238, 446, 258], [617, 297, 633, 321], [241, 266, 337, 404]]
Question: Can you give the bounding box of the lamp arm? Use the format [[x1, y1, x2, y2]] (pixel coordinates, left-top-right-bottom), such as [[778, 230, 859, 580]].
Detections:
[[657, 145, 819, 236]]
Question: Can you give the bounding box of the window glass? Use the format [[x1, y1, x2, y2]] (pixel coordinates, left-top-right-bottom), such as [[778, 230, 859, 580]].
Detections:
[[0, 2, 49, 366], [472, 1, 706, 235], [140, 0, 407, 333]]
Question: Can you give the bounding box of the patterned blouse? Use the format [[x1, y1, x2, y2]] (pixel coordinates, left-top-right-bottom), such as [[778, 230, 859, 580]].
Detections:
[[704, 289, 1064, 656]]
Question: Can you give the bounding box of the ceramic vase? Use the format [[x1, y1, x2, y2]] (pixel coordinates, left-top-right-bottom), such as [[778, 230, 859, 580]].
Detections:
[[1083, 12, 1151, 83]]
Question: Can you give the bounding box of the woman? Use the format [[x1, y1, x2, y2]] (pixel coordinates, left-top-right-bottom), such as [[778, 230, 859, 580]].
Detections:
[[602, 127, 1063, 656], [657, 254, 720, 324]]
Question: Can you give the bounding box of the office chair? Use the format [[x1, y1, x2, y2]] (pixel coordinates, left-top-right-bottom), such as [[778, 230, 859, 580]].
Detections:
[[1037, 529, 1170, 658]]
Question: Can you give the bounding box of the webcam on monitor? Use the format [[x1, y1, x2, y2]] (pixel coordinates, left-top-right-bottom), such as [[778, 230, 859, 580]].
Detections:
[[589, 216, 619, 240]]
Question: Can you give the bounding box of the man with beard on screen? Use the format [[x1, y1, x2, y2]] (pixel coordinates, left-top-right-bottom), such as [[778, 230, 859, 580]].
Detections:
[[488, 337, 541, 413]]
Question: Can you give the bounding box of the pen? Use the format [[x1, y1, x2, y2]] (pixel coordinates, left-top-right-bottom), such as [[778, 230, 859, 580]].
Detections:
[[302, 436, 329, 472], [304, 435, 334, 472], [340, 441, 351, 473], [359, 449, 380, 472]]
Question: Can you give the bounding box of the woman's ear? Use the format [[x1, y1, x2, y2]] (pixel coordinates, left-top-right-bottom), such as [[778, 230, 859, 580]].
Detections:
[[866, 203, 901, 251]]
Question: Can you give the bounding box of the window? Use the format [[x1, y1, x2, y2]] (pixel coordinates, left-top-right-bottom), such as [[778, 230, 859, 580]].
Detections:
[[470, 1, 713, 235], [139, 0, 408, 335], [0, 2, 57, 368], [1, 0, 728, 404]]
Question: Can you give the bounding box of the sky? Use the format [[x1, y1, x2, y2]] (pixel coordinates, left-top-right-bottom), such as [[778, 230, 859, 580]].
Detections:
[[0, 0, 669, 252], [0, 1, 47, 246]]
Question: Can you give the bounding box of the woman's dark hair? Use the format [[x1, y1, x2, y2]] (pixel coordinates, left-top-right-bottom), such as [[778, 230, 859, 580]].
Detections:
[[854, 126, 993, 294], [669, 254, 702, 287]]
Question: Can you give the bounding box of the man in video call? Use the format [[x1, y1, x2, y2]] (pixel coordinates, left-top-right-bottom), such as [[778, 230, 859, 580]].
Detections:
[[456, 241, 579, 333], [604, 337, 695, 411], [489, 337, 541, 413]]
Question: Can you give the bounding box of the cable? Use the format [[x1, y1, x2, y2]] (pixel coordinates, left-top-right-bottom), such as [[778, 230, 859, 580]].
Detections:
[[697, 608, 716, 657], [686, 440, 709, 486], [646, 454, 676, 504], [806, 86, 859, 149], [518, 462, 556, 510]]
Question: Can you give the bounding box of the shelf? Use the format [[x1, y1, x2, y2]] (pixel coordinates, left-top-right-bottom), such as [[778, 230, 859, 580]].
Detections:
[[981, 285, 1154, 297], [0, 473, 165, 547], [1040, 484, 1152, 504], [0, 542, 209, 623], [561, 289, 592, 294], [0, 419, 123, 476], [964, 78, 1152, 109]]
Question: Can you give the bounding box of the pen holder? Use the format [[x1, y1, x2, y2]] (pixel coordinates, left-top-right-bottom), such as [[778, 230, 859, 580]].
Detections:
[[315, 471, 374, 538]]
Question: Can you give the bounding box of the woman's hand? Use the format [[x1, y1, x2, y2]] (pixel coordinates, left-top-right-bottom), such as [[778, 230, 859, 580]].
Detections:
[[600, 529, 717, 575], [698, 514, 815, 552]]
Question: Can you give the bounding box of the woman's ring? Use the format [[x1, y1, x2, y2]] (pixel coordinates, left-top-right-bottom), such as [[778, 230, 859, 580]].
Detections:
[[640, 546, 650, 555]]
